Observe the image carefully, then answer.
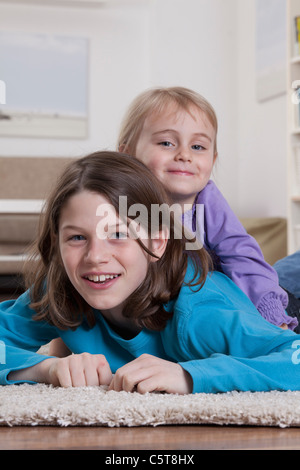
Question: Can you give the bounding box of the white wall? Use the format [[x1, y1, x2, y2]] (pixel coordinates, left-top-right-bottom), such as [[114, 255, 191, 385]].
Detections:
[[236, 0, 287, 217], [147, 0, 240, 209], [0, 0, 287, 218]]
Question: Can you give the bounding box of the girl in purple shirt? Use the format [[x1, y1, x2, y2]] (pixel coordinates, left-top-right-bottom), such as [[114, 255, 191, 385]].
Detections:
[[117, 86, 296, 331]]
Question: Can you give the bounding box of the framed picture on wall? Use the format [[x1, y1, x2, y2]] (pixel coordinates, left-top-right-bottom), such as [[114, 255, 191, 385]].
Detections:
[[0, 31, 88, 138]]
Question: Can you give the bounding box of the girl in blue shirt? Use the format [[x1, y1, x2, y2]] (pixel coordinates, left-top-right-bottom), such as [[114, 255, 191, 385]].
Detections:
[[1, 151, 300, 394]]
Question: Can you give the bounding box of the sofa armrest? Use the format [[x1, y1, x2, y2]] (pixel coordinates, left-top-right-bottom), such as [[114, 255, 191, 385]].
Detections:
[[239, 217, 287, 265]]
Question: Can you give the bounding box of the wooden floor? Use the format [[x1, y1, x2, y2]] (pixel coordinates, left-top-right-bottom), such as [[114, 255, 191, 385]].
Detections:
[[1, 424, 300, 450], [1, 290, 300, 451]]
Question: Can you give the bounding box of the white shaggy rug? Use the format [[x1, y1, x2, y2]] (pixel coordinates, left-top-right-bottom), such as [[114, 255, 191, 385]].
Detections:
[[1, 383, 300, 428]]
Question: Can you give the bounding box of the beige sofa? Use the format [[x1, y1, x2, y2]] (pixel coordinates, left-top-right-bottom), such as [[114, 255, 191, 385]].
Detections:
[[239, 217, 287, 266], [0, 156, 287, 291], [0, 157, 74, 290]]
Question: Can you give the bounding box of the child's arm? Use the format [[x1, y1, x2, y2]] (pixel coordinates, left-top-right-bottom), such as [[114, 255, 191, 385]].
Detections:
[[0, 291, 59, 385], [167, 274, 300, 394], [178, 308, 299, 394], [109, 307, 298, 394], [0, 292, 112, 387], [191, 180, 297, 330], [110, 346, 299, 395]]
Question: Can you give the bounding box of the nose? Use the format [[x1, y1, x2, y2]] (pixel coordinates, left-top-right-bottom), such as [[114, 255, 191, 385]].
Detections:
[[174, 145, 192, 162], [84, 238, 111, 265]]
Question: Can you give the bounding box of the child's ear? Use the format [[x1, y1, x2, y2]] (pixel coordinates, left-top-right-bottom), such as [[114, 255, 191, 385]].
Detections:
[[150, 228, 169, 261]]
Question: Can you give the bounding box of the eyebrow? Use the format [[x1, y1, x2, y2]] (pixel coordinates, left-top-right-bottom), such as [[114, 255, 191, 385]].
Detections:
[[152, 129, 212, 142], [61, 225, 83, 232], [61, 221, 128, 232]]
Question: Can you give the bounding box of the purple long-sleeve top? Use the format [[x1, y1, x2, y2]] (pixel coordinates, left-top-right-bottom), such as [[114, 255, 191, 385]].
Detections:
[[182, 180, 297, 330]]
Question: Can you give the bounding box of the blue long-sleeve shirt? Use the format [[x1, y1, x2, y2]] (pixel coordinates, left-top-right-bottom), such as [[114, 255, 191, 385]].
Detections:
[[182, 180, 296, 330], [0, 262, 300, 393]]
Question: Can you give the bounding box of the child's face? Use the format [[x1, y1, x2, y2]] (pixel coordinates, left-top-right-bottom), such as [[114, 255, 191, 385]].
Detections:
[[134, 104, 217, 207], [58, 190, 150, 326]]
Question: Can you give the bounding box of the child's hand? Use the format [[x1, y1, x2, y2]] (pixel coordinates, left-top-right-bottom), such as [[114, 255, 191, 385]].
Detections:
[[46, 353, 112, 387], [109, 354, 193, 395]]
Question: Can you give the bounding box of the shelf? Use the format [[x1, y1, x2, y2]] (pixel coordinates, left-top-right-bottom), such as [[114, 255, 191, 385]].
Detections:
[[0, 199, 44, 214], [287, 1, 300, 253]]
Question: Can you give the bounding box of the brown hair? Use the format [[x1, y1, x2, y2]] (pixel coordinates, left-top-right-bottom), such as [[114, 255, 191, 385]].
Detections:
[[118, 86, 218, 155], [25, 151, 212, 331]]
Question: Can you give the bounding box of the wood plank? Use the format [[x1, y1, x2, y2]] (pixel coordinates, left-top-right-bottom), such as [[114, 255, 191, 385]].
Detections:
[[0, 425, 300, 450]]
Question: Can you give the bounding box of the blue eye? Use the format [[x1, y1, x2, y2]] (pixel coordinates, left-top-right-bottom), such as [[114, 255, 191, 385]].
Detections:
[[192, 144, 205, 151], [71, 235, 86, 241], [159, 141, 173, 147]]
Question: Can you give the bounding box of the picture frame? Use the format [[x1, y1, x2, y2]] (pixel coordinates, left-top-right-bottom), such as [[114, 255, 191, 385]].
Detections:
[[0, 31, 88, 139]]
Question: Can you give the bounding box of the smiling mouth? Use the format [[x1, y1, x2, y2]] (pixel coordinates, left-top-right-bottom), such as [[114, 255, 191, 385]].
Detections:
[[168, 170, 194, 176], [83, 274, 120, 284]]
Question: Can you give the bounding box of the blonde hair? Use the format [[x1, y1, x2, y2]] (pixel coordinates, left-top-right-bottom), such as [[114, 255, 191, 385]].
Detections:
[[118, 86, 218, 155]]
